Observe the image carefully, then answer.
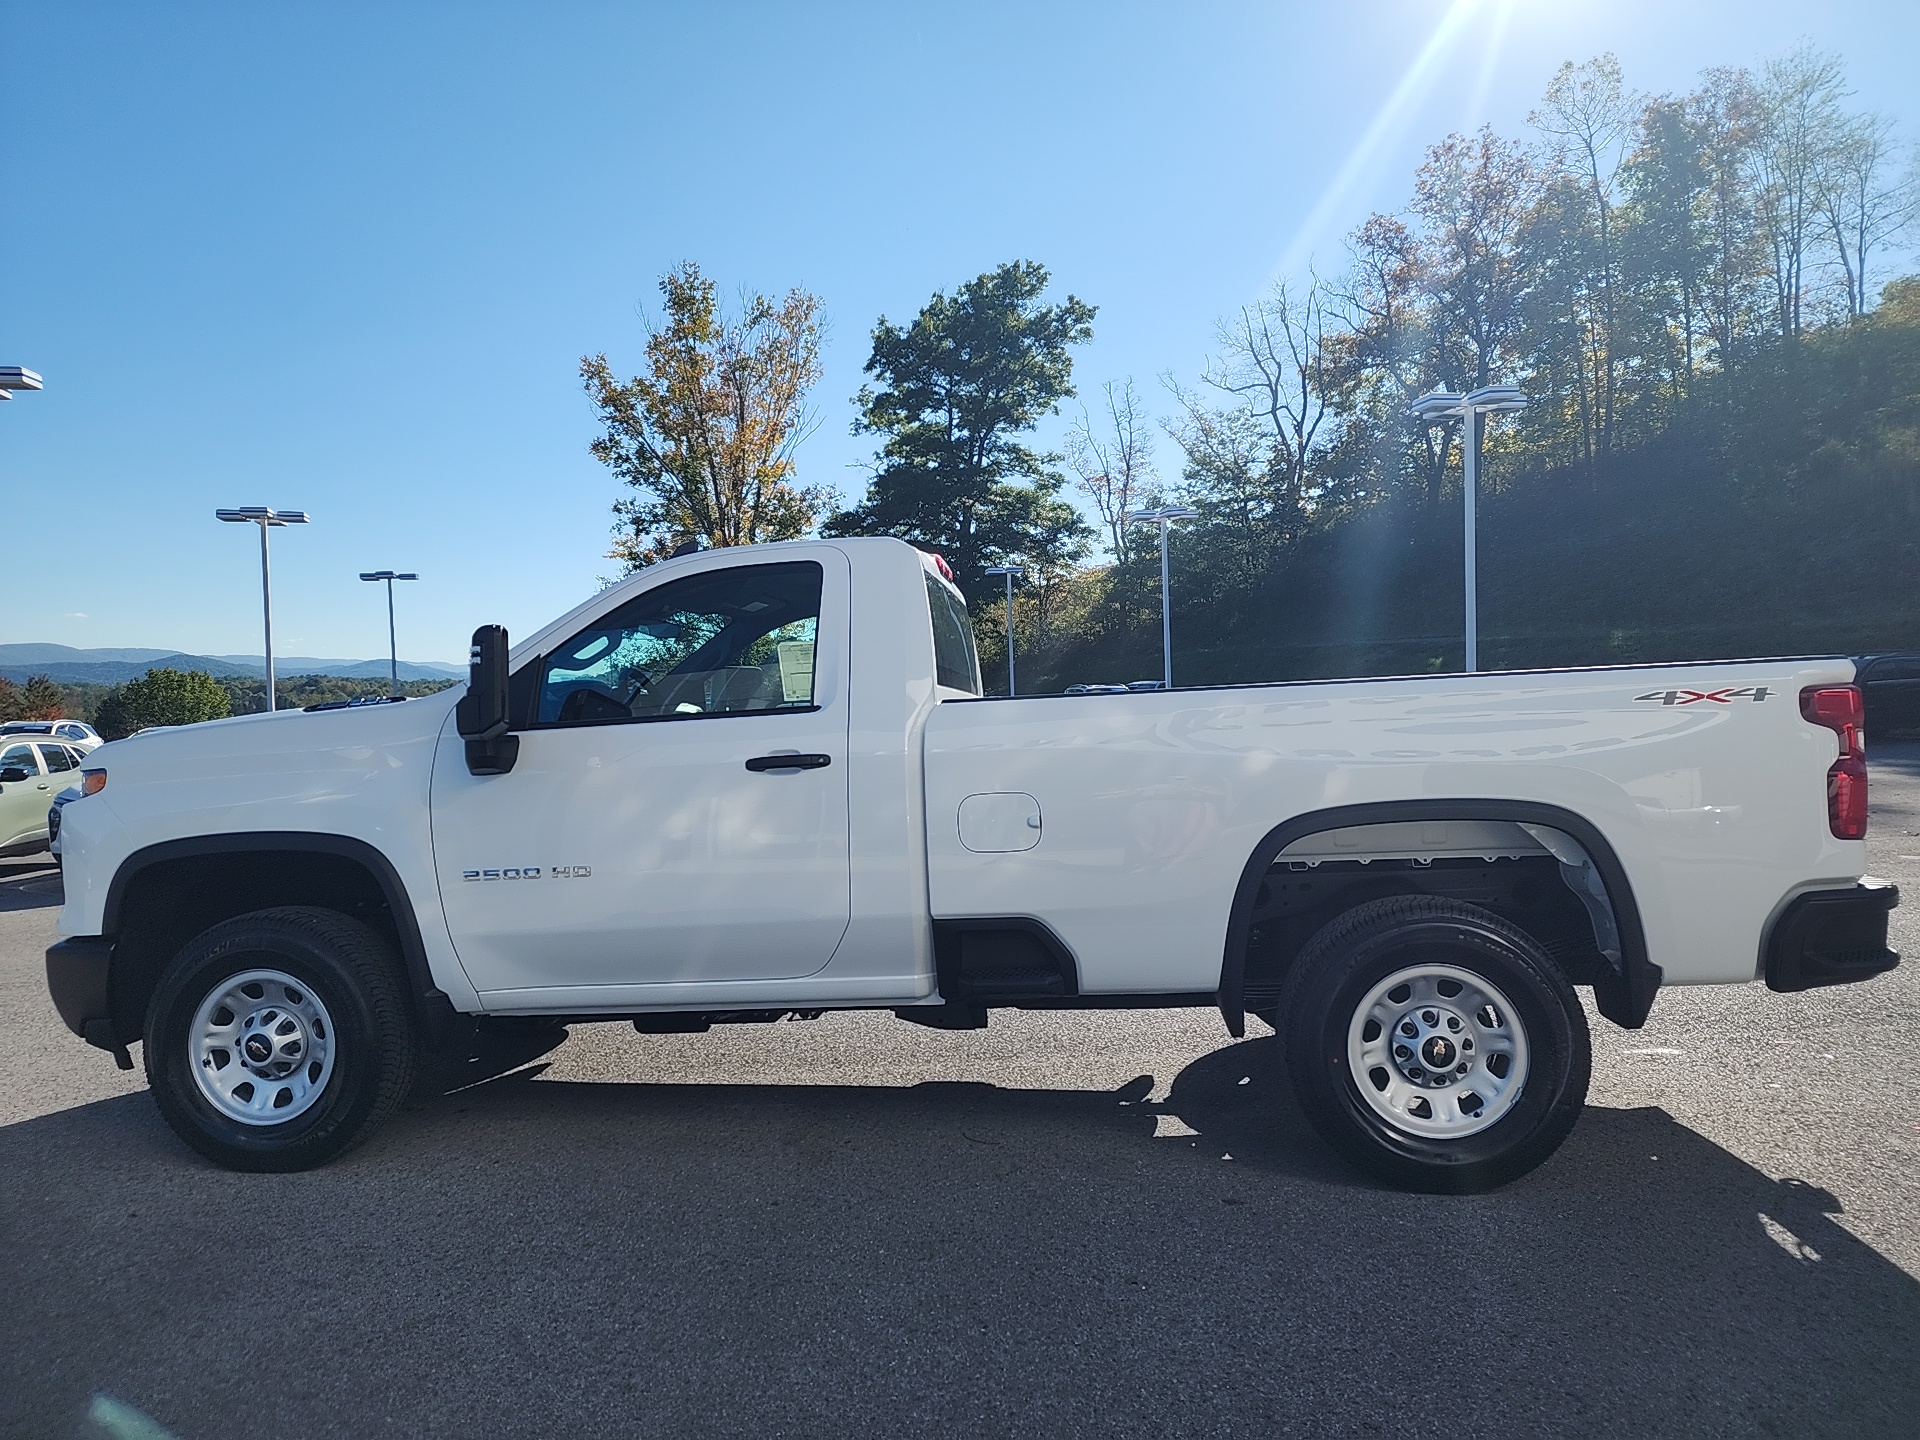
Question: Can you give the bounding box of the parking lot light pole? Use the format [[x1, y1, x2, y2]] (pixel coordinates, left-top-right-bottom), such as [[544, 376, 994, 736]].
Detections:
[[1408, 385, 1529, 673], [216, 507, 310, 711], [0, 366, 44, 404], [359, 571, 419, 698], [1126, 505, 1200, 690], [984, 564, 1024, 695]]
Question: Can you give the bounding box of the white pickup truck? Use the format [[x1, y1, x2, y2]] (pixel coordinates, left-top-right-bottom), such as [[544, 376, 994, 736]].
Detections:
[[45, 538, 1899, 1191]]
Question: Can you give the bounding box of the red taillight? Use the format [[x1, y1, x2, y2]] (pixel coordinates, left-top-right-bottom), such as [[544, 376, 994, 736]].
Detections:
[[1801, 685, 1867, 839], [929, 553, 955, 583]]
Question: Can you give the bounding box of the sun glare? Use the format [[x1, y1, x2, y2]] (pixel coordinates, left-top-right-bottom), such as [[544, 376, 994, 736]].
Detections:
[[1271, 0, 1500, 285]]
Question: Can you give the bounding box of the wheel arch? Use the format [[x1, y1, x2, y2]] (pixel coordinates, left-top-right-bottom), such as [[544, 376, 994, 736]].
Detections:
[[1217, 800, 1660, 1037], [101, 832, 457, 1051]]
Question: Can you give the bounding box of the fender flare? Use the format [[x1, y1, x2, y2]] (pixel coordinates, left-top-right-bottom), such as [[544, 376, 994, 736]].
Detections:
[[1216, 800, 1660, 1036], [103, 831, 458, 1045]]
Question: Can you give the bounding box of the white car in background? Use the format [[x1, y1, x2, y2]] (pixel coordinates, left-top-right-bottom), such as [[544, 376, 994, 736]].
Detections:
[[0, 719, 104, 753]]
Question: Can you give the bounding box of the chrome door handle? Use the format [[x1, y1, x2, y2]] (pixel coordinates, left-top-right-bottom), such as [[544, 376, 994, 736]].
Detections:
[[744, 753, 831, 772]]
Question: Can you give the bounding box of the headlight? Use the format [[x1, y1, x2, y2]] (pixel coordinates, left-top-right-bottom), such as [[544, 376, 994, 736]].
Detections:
[[81, 769, 107, 796]]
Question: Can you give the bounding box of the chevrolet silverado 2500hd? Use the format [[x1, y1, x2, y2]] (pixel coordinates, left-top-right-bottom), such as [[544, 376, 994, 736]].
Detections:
[[43, 538, 1899, 1191]]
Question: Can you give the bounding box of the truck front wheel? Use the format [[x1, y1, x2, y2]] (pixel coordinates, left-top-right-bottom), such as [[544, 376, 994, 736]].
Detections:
[[1279, 896, 1590, 1194], [144, 907, 416, 1172]]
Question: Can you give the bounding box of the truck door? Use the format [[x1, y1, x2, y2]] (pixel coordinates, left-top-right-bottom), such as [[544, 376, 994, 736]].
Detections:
[[430, 552, 852, 1001]]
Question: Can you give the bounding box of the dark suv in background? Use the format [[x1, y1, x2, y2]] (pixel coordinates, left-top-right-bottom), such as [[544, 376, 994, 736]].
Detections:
[[1855, 654, 1920, 737]]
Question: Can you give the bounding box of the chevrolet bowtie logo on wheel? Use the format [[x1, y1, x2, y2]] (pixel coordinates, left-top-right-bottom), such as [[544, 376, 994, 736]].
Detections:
[[1634, 687, 1772, 705]]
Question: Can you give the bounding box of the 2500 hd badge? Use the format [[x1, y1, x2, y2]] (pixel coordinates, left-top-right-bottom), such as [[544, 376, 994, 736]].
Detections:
[[461, 865, 592, 881]]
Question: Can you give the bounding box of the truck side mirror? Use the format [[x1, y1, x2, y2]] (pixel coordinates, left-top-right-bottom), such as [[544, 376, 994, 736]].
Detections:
[[457, 624, 520, 776]]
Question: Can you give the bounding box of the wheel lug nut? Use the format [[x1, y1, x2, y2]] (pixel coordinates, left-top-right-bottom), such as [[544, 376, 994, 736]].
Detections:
[[1421, 1010, 1437, 1025], [1394, 1044, 1412, 1061], [1456, 1064, 1469, 1076], [1400, 1021, 1419, 1037], [1447, 1016, 1461, 1031]]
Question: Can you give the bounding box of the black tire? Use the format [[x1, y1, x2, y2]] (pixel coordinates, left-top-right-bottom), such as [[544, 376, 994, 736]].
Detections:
[[1279, 895, 1590, 1194], [144, 906, 417, 1172]]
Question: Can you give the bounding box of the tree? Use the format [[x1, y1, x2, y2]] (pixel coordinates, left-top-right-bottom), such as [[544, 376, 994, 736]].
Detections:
[[1340, 213, 1430, 399], [1687, 67, 1768, 376], [1161, 383, 1306, 607], [1412, 128, 1538, 392], [824, 260, 1095, 600], [1754, 45, 1850, 339], [19, 675, 65, 720], [1624, 96, 1712, 394], [1818, 111, 1916, 318], [1204, 279, 1333, 506], [95, 668, 231, 739], [583, 261, 829, 571], [1533, 55, 1637, 451], [1066, 378, 1157, 564], [1329, 213, 1447, 504]]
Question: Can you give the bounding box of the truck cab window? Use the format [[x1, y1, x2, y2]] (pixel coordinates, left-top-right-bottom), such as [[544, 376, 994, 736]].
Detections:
[[537, 561, 824, 726], [926, 572, 982, 695]]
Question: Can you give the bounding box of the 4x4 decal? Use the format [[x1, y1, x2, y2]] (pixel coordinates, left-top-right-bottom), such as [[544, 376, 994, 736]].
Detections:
[[1634, 686, 1772, 706]]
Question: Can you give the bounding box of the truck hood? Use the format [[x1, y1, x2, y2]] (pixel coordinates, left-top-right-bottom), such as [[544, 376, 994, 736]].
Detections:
[[90, 687, 463, 790]]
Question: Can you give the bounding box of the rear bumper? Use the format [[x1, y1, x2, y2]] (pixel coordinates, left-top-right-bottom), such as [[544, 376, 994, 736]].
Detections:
[[1765, 880, 1900, 992], [45, 935, 119, 1049]]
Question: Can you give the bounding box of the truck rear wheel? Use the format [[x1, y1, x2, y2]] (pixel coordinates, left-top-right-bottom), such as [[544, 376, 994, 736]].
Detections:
[[144, 907, 416, 1172], [1278, 896, 1589, 1194]]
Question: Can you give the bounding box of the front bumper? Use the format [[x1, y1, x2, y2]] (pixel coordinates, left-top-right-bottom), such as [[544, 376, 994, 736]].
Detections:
[[1765, 880, 1900, 992], [45, 935, 129, 1064]]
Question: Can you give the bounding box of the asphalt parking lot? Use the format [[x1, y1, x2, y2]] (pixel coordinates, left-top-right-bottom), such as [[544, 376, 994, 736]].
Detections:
[[4, 758, 1920, 1438]]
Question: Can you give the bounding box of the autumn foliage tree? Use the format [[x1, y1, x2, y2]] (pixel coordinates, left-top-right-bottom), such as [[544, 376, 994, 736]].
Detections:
[[583, 261, 830, 571], [18, 676, 65, 720], [0, 675, 68, 721]]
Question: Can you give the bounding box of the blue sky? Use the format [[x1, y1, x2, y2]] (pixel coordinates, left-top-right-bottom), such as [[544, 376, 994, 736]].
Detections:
[[3, 0, 1916, 664]]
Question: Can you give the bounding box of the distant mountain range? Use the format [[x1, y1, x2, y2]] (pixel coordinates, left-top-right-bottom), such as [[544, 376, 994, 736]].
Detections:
[[0, 643, 466, 686]]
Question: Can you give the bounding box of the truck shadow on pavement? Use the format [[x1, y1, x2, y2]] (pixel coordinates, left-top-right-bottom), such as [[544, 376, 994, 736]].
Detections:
[[5, 1027, 1919, 1438], [0, 859, 61, 913]]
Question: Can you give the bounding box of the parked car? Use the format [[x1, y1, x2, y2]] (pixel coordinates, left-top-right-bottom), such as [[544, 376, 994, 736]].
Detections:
[[1853, 653, 1920, 737], [0, 738, 89, 855], [47, 779, 84, 863], [46, 538, 1898, 1192], [0, 719, 103, 753]]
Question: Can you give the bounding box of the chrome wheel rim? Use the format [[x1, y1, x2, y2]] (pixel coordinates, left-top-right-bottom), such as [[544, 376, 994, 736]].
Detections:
[[189, 969, 336, 1126], [1347, 963, 1529, 1140]]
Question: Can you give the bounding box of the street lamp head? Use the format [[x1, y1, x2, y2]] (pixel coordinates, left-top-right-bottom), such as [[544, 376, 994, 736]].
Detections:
[[984, 564, 1024, 578], [1463, 384, 1529, 412], [1126, 505, 1199, 524], [1408, 389, 1466, 421], [217, 507, 309, 526], [360, 571, 419, 582], [0, 366, 43, 391]]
